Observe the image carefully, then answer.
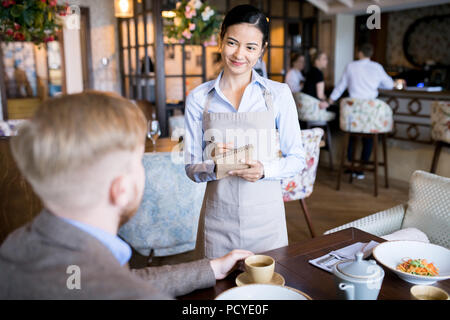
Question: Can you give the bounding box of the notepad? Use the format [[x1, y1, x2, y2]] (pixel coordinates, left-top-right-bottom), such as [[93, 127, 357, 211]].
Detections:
[[212, 144, 254, 180]]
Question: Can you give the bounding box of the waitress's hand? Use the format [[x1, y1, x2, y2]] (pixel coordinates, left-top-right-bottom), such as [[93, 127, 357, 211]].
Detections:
[[210, 249, 254, 280], [228, 160, 264, 182]]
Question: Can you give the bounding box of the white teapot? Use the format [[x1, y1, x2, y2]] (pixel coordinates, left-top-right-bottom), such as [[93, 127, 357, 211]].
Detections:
[[333, 252, 385, 300]]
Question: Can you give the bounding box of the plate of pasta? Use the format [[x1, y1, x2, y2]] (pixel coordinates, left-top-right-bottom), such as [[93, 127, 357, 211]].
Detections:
[[373, 241, 450, 284]]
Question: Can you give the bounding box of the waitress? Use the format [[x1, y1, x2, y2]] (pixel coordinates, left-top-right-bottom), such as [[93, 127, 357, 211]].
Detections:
[[184, 5, 305, 259]]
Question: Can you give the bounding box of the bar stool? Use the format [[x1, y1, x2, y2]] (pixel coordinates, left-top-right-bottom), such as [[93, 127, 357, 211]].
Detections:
[[430, 101, 450, 173], [336, 98, 393, 197], [294, 92, 335, 170]]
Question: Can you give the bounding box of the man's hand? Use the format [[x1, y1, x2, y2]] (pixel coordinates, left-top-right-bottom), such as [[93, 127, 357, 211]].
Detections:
[[394, 79, 406, 90], [228, 160, 264, 182], [209, 249, 254, 280]]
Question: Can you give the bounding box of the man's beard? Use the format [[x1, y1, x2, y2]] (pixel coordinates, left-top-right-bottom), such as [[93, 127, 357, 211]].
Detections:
[[118, 184, 142, 228]]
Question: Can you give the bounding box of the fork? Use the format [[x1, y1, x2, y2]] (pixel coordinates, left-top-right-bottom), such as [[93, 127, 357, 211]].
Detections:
[[316, 253, 342, 265]]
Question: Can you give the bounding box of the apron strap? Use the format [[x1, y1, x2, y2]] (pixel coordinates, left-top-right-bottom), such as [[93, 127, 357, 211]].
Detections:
[[203, 90, 214, 114], [262, 88, 274, 114]]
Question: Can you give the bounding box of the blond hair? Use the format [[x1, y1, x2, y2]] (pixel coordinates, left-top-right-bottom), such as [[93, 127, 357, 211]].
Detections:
[[11, 91, 147, 207]]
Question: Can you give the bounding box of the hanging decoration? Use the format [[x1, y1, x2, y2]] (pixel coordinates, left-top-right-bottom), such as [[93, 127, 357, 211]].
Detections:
[[0, 0, 68, 44], [163, 0, 222, 46]]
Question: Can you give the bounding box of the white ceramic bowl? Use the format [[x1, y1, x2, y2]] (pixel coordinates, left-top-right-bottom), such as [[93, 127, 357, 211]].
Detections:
[[372, 241, 450, 285], [215, 284, 311, 300]]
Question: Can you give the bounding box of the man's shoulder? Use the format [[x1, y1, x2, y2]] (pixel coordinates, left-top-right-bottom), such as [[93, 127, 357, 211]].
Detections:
[[0, 228, 170, 299], [0, 212, 171, 299], [350, 59, 384, 72], [0, 258, 170, 299]]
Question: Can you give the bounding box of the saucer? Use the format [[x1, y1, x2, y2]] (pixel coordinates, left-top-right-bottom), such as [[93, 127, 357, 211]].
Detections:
[[236, 272, 285, 287]]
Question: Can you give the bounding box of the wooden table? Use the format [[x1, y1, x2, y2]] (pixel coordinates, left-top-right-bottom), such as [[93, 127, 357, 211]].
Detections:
[[145, 137, 180, 153], [180, 228, 450, 300]]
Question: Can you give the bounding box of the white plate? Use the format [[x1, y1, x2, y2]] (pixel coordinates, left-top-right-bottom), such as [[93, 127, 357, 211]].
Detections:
[[215, 284, 311, 300], [372, 241, 450, 285]]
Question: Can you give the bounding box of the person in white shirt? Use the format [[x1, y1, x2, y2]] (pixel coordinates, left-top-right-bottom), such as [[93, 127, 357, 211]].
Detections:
[[285, 52, 305, 93], [329, 44, 394, 103], [328, 43, 394, 179]]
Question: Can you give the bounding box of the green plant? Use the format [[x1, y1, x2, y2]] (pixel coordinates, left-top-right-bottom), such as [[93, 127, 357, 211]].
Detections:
[[0, 0, 68, 44], [164, 0, 222, 45]]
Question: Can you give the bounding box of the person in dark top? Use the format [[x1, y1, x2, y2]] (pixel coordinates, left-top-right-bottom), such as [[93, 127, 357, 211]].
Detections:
[[302, 51, 329, 110]]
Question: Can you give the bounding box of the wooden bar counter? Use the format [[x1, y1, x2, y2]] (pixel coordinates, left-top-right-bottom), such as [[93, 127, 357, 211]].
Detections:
[[378, 89, 450, 144]]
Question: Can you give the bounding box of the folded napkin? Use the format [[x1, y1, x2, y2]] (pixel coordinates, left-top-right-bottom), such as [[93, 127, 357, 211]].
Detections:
[[381, 227, 430, 243], [308, 240, 379, 273]]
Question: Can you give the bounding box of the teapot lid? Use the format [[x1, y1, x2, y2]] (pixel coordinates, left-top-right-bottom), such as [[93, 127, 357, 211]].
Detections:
[[336, 252, 381, 279]]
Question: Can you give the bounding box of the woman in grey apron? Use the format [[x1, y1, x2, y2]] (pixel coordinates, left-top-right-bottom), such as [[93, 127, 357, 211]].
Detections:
[[184, 5, 305, 259]]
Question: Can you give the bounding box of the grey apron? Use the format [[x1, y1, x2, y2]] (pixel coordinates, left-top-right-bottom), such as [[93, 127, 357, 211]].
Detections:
[[195, 87, 288, 259]]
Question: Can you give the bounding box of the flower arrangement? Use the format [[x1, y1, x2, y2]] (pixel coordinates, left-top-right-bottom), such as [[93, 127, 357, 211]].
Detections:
[[164, 0, 222, 46], [0, 0, 68, 44]]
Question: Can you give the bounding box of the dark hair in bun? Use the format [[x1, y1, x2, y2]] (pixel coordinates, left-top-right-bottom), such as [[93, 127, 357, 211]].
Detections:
[[220, 5, 269, 47]]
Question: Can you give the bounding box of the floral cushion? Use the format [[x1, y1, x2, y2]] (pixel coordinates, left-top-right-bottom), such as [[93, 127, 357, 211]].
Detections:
[[280, 128, 324, 202], [294, 92, 335, 122], [431, 101, 450, 144], [339, 98, 393, 133], [118, 152, 206, 257], [0, 119, 27, 136]]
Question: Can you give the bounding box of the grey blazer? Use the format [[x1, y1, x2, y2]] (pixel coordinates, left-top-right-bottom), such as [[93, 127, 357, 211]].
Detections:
[[0, 210, 216, 299]]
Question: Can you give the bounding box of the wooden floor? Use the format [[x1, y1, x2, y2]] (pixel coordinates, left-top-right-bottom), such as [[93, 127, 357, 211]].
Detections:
[[137, 165, 409, 268]]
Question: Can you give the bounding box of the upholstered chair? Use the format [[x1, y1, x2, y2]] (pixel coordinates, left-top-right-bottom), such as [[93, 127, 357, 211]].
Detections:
[[0, 119, 27, 137], [294, 92, 335, 170], [281, 128, 324, 238], [326, 170, 449, 249], [168, 114, 185, 140], [119, 152, 206, 258], [430, 101, 450, 173]]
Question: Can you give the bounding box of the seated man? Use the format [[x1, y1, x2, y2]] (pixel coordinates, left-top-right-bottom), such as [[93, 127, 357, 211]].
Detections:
[[0, 91, 252, 299], [328, 43, 394, 179]]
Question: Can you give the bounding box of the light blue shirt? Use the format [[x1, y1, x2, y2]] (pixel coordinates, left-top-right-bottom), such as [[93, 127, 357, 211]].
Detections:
[[184, 69, 305, 182], [61, 217, 132, 266]]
